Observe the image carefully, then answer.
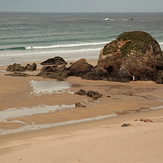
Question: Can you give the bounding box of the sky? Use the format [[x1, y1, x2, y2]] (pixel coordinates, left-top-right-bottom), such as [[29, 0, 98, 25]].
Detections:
[[0, 0, 163, 13]]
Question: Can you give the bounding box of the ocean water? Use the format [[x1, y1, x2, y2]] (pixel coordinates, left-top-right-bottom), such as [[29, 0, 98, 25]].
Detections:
[[0, 12, 163, 65]]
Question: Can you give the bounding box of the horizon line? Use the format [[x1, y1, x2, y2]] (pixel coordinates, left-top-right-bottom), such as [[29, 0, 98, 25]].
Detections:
[[0, 11, 163, 14]]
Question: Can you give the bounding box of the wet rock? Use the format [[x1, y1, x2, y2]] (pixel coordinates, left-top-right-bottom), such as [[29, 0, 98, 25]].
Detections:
[[75, 102, 86, 108], [74, 89, 87, 95], [5, 72, 29, 77], [25, 63, 37, 71], [40, 56, 67, 66], [6, 63, 37, 72], [74, 89, 103, 100], [86, 90, 103, 100], [121, 123, 132, 127], [140, 118, 153, 123], [6, 63, 25, 72]]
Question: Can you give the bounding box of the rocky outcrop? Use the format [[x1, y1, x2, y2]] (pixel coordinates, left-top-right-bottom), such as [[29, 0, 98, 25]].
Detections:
[[68, 58, 93, 76], [6, 63, 37, 72], [40, 56, 67, 66], [6, 63, 26, 72], [25, 63, 37, 71], [97, 31, 163, 82], [37, 65, 68, 80], [38, 58, 94, 80]]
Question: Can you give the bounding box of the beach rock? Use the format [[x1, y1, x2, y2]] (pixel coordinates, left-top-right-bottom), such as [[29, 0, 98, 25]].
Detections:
[[40, 56, 67, 66], [81, 67, 106, 80], [5, 72, 29, 77], [97, 31, 163, 82], [156, 70, 163, 84], [121, 123, 132, 127], [25, 63, 37, 71], [140, 118, 154, 123], [68, 58, 93, 76], [74, 89, 102, 100], [6, 63, 25, 72], [156, 61, 163, 70], [86, 90, 103, 100], [75, 102, 86, 108], [37, 65, 68, 80], [74, 89, 87, 95]]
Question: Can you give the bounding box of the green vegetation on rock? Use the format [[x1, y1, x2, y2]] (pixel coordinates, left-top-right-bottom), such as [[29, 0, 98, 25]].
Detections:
[[102, 31, 159, 58], [117, 31, 155, 43]]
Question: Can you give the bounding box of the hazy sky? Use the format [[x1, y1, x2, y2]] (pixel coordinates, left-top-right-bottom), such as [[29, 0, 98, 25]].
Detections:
[[0, 0, 163, 13]]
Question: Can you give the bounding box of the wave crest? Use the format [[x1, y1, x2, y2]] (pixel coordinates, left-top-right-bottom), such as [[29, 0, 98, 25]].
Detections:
[[25, 41, 109, 50]]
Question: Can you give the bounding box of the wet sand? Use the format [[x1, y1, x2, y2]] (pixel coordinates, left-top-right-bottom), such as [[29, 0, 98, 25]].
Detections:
[[0, 60, 163, 162]]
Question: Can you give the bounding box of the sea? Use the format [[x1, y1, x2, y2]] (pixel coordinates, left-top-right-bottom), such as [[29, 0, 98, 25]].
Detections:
[[0, 12, 163, 65]]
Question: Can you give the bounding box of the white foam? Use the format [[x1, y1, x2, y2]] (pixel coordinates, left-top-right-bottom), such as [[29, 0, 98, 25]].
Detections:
[[25, 41, 109, 50]]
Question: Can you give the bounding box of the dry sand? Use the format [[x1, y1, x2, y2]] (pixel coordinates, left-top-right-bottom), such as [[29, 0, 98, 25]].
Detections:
[[0, 59, 163, 163]]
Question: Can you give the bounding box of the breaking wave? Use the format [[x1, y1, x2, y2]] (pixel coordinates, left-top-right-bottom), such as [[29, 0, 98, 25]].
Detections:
[[0, 41, 108, 51]]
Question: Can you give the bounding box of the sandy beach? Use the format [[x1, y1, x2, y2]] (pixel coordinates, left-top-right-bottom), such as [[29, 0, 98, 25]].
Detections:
[[0, 59, 163, 163]]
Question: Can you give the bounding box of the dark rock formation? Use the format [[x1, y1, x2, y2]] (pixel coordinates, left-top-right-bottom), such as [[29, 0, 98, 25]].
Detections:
[[86, 90, 103, 100], [37, 65, 68, 80], [5, 72, 29, 77], [6, 63, 25, 72], [40, 56, 67, 66], [25, 63, 37, 71], [97, 31, 163, 82], [75, 89, 103, 100], [156, 70, 163, 84], [74, 89, 87, 95], [6, 63, 37, 72], [68, 58, 93, 76], [121, 123, 132, 127], [140, 118, 153, 123]]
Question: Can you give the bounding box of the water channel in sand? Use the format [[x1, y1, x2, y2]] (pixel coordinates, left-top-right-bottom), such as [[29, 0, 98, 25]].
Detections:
[[0, 80, 163, 135], [30, 80, 73, 95], [0, 105, 163, 135]]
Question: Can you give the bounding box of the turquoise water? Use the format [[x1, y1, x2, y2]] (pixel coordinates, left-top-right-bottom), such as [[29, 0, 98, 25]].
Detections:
[[0, 12, 163, 65]]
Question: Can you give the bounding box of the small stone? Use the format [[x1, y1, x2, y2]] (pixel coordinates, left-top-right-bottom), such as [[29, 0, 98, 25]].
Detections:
[[74, 89, 87, 95], [140, 118, 153, 123], [121, 123, 132, 127], [75, 103, 86, 108], [86, 90, 102, 100]]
